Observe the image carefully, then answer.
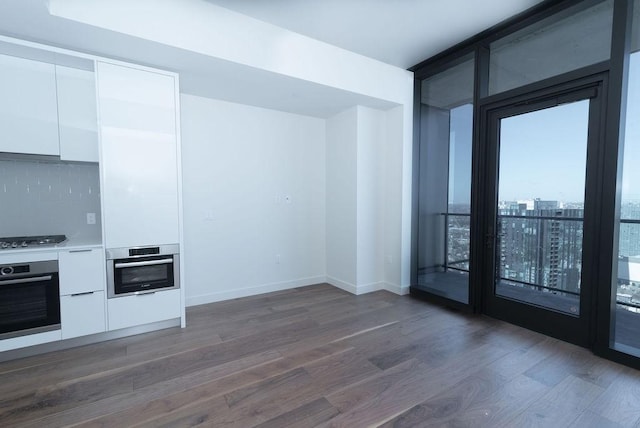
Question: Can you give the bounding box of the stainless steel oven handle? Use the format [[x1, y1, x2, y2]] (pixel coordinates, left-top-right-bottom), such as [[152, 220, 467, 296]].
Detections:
[[114, 258, 173, 269], [0, 275, 53, 285]]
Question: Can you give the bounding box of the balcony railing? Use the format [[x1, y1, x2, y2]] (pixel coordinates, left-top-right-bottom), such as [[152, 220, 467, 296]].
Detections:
[[442, 212, 470, 272], [497, 213, 583, 297], [439, 214, 640, 308], [617, 218, 640, 312], [498, 276, 581, 297]]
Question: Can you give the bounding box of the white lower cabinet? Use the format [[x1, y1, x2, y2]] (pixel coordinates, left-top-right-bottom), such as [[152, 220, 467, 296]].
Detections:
[[59, 248, 107, 340], [107, 289, 181, 331], [59, 248, 105, 295], [61, 291, 106, 339]]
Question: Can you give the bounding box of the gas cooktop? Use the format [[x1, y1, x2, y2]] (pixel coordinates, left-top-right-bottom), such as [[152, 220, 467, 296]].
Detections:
[[0, 235, 67, 250]]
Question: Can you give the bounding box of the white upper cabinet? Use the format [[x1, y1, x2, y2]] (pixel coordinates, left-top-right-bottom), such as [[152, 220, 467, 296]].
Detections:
[[0, 54, 59, 156], [56, 65, 99, 162], [97, 62, 180, 249]]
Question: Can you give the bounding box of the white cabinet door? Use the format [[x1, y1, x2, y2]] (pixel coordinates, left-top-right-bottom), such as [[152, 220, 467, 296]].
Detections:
[[56, 65, 99, 162], [61, 291, 106, 339], [107, 289, 181, 331], [59, 248, 105, 295], [97, 62, 180, 248], [0, 54, 59, 155]]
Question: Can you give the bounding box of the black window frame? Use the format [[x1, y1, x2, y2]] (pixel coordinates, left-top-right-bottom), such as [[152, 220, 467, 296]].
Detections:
[[410, 0, 639, 370]]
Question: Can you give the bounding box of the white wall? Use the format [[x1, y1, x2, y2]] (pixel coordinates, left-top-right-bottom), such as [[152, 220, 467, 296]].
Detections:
[[325, 105, 408, 295], [385, 106, 407, 293], [180, 94, 326, 306], [325, 107, 358, 288], [356, 106, 384, 290], [182, 97, 407, 303]]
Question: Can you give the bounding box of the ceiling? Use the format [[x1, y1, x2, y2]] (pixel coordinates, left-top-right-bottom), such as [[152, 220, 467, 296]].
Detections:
[[0, 0, 546, 117], [205, 0, 544, 69]]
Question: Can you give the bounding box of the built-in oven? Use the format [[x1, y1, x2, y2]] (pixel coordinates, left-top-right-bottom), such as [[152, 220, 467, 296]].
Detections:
[[0, 260, 61, 339], [106, 244, 180, 298]]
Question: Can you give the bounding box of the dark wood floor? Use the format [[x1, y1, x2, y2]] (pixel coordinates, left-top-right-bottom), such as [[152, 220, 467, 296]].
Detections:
[[1, 284, 639, 427]]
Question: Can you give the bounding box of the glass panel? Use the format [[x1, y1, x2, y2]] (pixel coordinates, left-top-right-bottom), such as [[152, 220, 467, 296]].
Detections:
[[489, 0, 613, 95], [121, 264, 169, 285], [496, 100, 589, 315], [416, 54, 473, 303], [612, 0, 640, 354], [0, 285, 47, 328]]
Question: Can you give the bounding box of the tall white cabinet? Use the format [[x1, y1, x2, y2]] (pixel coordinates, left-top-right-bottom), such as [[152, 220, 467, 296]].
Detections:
[[97, 62, 181, 249], [96, 61, 184, 332]]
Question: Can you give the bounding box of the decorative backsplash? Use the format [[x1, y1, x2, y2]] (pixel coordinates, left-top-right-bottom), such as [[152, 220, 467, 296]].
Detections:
[[0, 159, 101, 242]]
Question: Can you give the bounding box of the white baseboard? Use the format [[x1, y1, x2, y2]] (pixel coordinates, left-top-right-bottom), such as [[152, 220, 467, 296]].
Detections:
[[326, 276, 358, 294], [326, 278, 408, 296], [356, 281, 385, 295], [185, 275, 326, 307], [382, 283, 410, 295], [187, 276, 409, 306]]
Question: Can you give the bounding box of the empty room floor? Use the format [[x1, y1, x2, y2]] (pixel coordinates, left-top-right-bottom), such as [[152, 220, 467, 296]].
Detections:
[[0, 284, 639, 427]]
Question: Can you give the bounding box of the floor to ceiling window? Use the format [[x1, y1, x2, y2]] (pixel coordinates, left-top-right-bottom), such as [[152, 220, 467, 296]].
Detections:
[[488, 0, 613, 95], [411, 0, 640, 368], [612, 0, 640, 355], [414, 54, 474, 305]]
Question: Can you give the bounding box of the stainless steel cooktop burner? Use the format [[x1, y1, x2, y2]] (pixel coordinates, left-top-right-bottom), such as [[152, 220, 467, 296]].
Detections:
[[0, 235, 67, 250]]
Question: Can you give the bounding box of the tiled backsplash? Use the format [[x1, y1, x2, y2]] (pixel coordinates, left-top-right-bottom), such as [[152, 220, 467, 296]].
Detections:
[[0, 159, 101, 242]]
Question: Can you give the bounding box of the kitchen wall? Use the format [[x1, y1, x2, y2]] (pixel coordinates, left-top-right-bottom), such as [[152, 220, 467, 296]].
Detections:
[[0, 159, 101, 241], [180, 94, 326, 306]]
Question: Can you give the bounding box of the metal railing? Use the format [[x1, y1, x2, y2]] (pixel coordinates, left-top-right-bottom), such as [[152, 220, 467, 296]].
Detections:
[[443, 212, 471, 272], [499, 276, 581, 297], [621, 219, 640, 224], [498, 214, 583, 221], [497, 213, 582, 298], [438, 213, 640, 307], [617, 218, 640, 311]]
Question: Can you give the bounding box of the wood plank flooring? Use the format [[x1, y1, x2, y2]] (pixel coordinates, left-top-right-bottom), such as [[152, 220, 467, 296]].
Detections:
[[0, 284, 639, 427]]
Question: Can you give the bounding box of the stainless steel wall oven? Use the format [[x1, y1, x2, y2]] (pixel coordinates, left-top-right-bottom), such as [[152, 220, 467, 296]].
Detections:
[[0, 260, 61, 339], [106, 244, 180, 298]]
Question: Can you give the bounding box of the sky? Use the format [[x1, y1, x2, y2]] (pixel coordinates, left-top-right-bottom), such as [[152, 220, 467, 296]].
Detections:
[[620, 53, 640, 203], [448, 104, 473, 205], [447, 52, 640, 205], [498, 99, 589, 203]]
